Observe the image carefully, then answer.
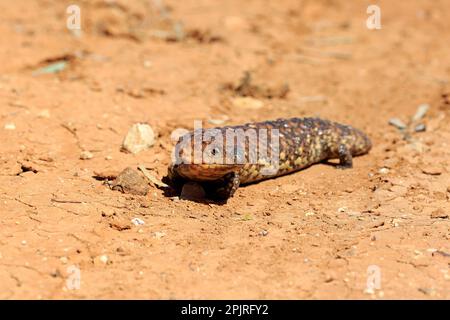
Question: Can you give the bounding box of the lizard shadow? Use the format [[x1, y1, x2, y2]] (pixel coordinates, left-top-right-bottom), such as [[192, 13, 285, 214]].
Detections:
[[160, 176, 229, 205]]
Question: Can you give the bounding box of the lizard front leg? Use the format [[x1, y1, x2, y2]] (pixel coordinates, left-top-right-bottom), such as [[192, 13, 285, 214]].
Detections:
[[337, 144, 353, 169], [210, 172, 241, 200], [166, 165, 186, 192]]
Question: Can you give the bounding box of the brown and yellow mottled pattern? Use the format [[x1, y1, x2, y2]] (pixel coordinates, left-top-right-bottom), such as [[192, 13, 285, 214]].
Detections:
[[169, 117, 371, 200]]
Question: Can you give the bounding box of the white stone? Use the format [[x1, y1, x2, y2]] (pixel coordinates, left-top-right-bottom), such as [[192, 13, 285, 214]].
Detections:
[[99, 255, 108, 264], [122, 123, 155, 154], [80, 150, 93, 160], [4, 123, 16, 130], [131, 217, 145, 226]]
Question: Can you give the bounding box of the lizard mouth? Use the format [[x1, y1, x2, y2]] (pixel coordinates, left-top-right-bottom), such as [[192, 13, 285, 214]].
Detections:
[[174, 164, 240, 181]]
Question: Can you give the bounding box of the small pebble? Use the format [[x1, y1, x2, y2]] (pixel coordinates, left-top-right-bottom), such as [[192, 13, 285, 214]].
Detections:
[[208, 115, 229, 126], [364, 287, 375, 295], [412, 104, 429, 121], [259, 230, 269, 236], [99, 255, 109, 264], [60, 256, 68, 264], [131, 217, 145, 226], [388, 118, 407, 130], [414, 123, 426, 132], [4, 123, 16, 130], [80, 150, 93, 160], [379, 167, 390, 174], [392, 218, 401, 227], [230, 97, 264, 110]]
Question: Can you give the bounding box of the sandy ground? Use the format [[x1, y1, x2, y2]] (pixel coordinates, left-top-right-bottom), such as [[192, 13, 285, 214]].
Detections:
[[0, 0, 449, 299]]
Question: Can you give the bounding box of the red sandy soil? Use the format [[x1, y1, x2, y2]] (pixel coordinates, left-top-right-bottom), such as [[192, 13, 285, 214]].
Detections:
[[0, 0, 449, 299]]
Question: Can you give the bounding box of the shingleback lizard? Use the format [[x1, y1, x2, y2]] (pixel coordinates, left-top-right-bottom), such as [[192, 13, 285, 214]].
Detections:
[[168, 117, 371, 200]]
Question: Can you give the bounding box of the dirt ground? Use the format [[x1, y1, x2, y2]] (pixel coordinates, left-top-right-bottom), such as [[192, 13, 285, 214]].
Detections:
[[0, 0, 449, 299]]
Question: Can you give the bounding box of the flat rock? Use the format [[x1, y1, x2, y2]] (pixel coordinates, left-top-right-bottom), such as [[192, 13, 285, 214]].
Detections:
[[112, 167, 150, 196]]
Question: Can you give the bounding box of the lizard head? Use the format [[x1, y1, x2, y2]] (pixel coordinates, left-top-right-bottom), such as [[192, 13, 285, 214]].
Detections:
[[171, 128, 242, 181]]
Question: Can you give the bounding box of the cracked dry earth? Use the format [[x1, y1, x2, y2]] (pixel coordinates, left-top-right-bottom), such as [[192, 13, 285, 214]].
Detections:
[[0, 0, 449, 299]]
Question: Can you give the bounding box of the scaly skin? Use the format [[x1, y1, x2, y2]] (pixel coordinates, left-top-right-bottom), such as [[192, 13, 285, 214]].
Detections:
[[169, 117, 372, 200]]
